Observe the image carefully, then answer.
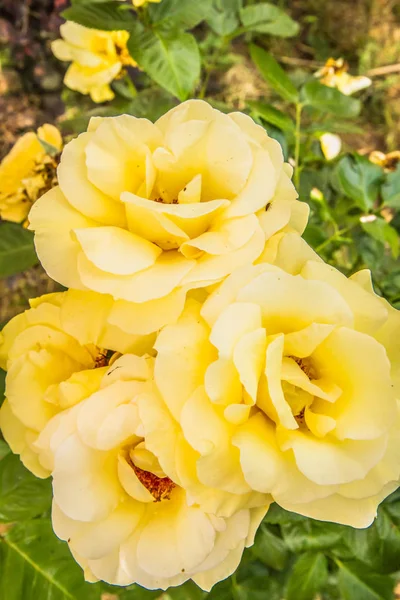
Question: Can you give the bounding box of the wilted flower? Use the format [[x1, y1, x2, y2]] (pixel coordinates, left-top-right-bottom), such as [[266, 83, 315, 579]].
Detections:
[[29, 99, 309, 335], [0, 291, 152, 477], [369, 150, 400, 172], [132, 0, 162, 6], [154, 233, 400, 528], [320, 133, 342, 160], [52, 22, 136, 103], [315, 58, 372, 96], [0, 124, 62, 223]]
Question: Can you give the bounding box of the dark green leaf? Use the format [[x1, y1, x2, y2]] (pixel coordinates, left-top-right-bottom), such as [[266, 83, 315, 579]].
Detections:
[[240, 4, 299, 37], [337, 561, 394, 600], [0, 519, 104, 599], [207, 0, 242, 36], [0, 441, 10, 462], [0, 223, 38, 278], [234, 577, 282, 600], [382, 164, 400, 209], [148, 0, 213, 30], [250, 45, 298, 103], [128, 24, 200, 101], [334, 154, 384, 211], [264, 503, 305, 524], [252, 525, 288, 571], [361, 217, 399, 258], [248, 101, 295, 132], [286, 552, 328, 600], [0, 451, 52, 523], [167, 580, 207, 599], [302, 80, 361, 118], [281, 520, 342, 553], [62, 2, 136, 31]]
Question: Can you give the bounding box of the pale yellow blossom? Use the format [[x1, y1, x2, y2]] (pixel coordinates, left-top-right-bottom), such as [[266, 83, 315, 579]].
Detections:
[[0, 291, 153, 477], [154, 233, 400, 528], [29, 100, 309, 335], [0, 124, 62, 223], [34, 354, 269, 590], [52, 22, 136, 103]]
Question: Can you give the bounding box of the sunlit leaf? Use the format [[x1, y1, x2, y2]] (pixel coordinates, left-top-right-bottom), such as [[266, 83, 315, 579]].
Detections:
[[240, 3, 299, 37], [250, 45, 299, 103]]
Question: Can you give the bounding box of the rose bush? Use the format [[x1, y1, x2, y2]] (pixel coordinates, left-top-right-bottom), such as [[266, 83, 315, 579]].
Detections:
[[153, 233, 400, 528], [52, 22, 135, 102], [29, 99, 309, 335]]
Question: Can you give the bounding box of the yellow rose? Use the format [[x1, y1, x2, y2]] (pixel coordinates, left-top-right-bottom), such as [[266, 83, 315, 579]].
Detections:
[[29, 100, 309, 334], [34, 353, 269, 590], [0, 290, 152, 477], [0, 124, 62, 223], [154, 233, 400, 528], [52, 22, 136, 103]]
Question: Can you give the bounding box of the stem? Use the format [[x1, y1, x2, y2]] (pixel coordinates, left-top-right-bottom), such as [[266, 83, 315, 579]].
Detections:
[[198, 37, 228, 99], [316, 222, 359, 253], [294, 102, 302, 190]]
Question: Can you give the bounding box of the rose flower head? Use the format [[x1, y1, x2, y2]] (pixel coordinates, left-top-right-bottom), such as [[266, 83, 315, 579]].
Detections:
[[34, 353, 269, 590], [0, 124, 62, 223], [154, 233, 400, 528], [52, 22, 136, 103], [0, 290, 152, 477], [29, 100, 308, 335]]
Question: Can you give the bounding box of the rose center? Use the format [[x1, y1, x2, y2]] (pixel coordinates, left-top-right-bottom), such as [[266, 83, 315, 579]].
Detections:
[[132, 463, 176, 502], [94, 348, 114, 368]]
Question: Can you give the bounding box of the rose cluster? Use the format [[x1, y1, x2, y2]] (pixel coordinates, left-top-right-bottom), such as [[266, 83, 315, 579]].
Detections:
[[1, 100, 399, 592]]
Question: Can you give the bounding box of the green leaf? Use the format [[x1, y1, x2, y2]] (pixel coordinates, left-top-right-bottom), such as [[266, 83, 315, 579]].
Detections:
[[0, 441, 10, 463], [128, 24, 200, 101], [286, 552, 328, 600], [37, 138, 60, 157], [334, 154, 384, 211], [281, 520, 342, 553], [264, 503, 305, 524], [0, 451, 52, 523], [248, 101, 295, 132], [382, 164, 400, 209], [148, 0, 213, 30], [240, 4, 299, 37], [302, 80, 361, 118], [250, 45, 298, 103], [252, 525, 288, 571], [337, 561, 394, 600], [361, 217, 399, 258], [62, 2, 136, 31], [0, 223, 38, 278], [0, 519, 104, 599], [207, 0, 242, 36]]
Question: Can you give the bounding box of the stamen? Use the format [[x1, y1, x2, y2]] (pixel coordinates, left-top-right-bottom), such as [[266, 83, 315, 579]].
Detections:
[[132, 464, 176, 502]]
